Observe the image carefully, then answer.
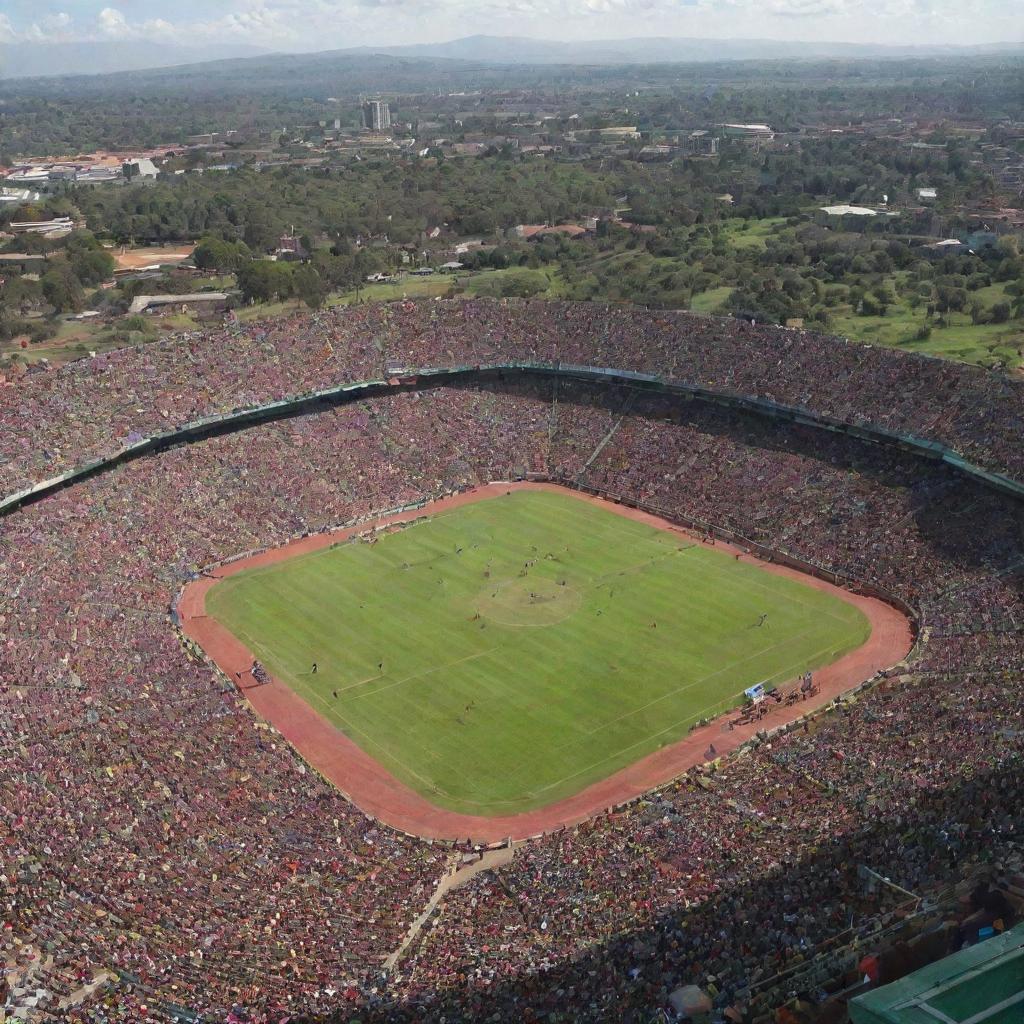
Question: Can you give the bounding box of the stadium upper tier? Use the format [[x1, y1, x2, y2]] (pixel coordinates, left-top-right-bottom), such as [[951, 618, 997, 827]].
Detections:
[[2, 300, 1022, 499], [0, 309, 1021, 1024]]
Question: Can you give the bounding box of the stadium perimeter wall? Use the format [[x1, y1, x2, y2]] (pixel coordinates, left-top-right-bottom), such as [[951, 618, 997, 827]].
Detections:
[[2, 364, 1023, 525]]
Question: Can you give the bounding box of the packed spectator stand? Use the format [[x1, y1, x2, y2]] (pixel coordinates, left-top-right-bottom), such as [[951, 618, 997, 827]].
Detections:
[[0, 300, 1021, 1023]]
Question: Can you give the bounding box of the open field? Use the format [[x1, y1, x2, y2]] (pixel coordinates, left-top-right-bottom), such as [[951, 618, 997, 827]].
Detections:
[[830, 298, 1024, 372], [206, 489, 870, 816], [109, 245, 194, 271], [1, 311, 190, 365], [721, 216, 789, 249], [690, 285, 735, 312]]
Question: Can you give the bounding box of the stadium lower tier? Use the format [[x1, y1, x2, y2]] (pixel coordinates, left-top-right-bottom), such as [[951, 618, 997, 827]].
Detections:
[[0, 375, 1021, 1023]]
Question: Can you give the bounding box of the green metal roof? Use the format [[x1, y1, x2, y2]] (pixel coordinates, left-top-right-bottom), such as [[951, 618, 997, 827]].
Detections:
[[850, 924, 1024, 1024]]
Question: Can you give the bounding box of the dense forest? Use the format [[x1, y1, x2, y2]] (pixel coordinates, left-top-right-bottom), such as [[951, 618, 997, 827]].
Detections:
[[7, 128, 989, 247]]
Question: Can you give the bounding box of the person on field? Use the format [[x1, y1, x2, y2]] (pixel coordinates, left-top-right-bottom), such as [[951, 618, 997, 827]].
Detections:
[[311, 662, 317, 674]]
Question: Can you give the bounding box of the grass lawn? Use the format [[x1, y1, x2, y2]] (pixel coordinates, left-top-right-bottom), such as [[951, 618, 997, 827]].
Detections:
[[722, 217, 788, 250], [207, 490, 869, 815], [324, 268, 564, 307], [829, 297, 1024, 372], [328, 275, 457, 306], [690, 285, 735, 313], [1, 312, 199, 367]]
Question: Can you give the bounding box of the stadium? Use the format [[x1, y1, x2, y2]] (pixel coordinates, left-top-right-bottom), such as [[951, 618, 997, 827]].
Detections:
[[1, 299, 1022, 1023]]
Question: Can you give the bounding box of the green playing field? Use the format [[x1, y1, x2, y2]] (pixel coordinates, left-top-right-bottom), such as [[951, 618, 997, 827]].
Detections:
[[206, 490, 870, 815]]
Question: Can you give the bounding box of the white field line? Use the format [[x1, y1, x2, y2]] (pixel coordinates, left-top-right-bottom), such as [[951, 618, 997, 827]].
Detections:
[[580, 627, 817, 736], [344, 648, 500, 700], [493, 635, 853, 807]]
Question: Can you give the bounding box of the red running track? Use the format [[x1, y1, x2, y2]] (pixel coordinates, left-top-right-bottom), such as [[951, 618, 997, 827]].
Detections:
[[178, 482, 913, 843]]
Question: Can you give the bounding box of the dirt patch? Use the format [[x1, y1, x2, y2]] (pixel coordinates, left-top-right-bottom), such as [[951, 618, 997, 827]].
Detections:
[[112, 246, 194, 271], [476, 575, 583, 627], [178, 481, 914, 843]]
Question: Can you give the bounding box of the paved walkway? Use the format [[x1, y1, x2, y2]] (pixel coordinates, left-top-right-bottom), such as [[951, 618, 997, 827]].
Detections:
[[384, 845, 518, 971]]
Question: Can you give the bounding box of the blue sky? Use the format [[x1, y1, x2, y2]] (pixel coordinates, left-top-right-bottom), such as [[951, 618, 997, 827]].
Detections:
[[0, 0, 1019, 48]]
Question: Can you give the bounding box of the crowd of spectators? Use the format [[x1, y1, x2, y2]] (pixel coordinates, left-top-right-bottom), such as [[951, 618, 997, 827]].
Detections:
[[0, 304, 1021, 1023], [2, 301, 1023, 498]]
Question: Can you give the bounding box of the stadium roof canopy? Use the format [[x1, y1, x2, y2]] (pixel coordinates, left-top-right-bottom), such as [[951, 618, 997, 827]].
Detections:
[[850, 924, 1024, 1024]]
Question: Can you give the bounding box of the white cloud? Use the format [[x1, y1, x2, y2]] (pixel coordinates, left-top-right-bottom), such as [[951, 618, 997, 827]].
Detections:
[[186, 3, 302, 43], [760, 0, 849, 16], [0, 13, 19, 43], [0, 0, 1019, 49], [93, 7, 177, 40], [22, 12, 76, 42], [98, 7, 131, 37]]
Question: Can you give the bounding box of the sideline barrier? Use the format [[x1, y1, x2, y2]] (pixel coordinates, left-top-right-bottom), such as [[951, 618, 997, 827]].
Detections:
[[2, 363, 1022, 524]]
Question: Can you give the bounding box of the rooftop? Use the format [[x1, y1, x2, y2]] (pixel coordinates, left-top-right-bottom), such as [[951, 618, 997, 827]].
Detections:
[[128, 293, 229, 314], [820, 204, 884, 217], [850, 924, 1024, 1024]]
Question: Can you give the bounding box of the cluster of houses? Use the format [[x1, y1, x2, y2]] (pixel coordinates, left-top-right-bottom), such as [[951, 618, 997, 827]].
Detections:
[[3, 153, 167, 193]]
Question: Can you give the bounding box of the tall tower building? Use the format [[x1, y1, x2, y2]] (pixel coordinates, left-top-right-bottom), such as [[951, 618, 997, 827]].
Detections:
[[362, 99, 391, 132]]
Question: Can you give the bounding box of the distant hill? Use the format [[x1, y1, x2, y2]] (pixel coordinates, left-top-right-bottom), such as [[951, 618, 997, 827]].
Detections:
[[336, 34, 1024, 65], [0, 41, 270, 79], [0, 51, 500, 98], [2, 34, 1020, 92]]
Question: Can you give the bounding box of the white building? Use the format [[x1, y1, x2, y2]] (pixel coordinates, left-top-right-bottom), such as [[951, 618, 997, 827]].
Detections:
[[74, 167, 121, 184], [5, 167, 50, 185], [820, 204, 879, 217], [0, 188, 41, 206], [123, 158, 159, 180], [9, 216, 77, 236], [362, 99, 391, 132], [718, 123, 774, 140]]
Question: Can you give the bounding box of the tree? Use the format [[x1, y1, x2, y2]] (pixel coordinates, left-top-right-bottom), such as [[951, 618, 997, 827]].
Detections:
[[860, 295, 885, 317], [470, 269, 548, 299], [41, 264, 85, 313], [193, 236, 252, 273], [990, 301, 1011, 324], [70, 248, 115, 287], [242, 206, 285, 252], [1, 275, 43, 315], [312, 251, 357, 290], [292, 265, 328, 309], [236, 261, 292, 304]]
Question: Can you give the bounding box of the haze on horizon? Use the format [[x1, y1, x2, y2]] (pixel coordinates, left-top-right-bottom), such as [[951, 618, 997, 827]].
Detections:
[[0, 0, 1020, 55]]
